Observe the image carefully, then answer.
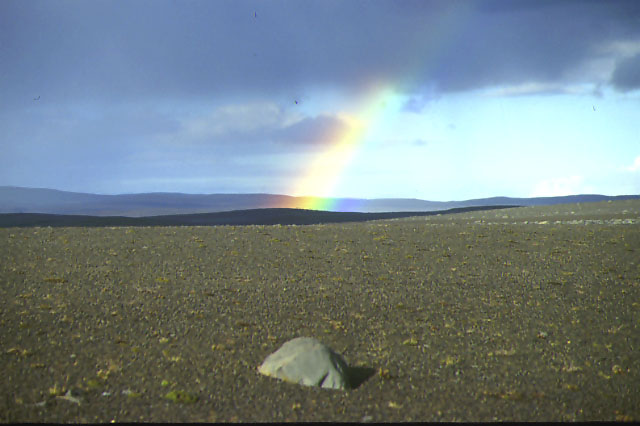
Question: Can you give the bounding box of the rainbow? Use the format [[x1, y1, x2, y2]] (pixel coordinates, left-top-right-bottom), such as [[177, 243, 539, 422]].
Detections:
[[280, 4, 472, 212], [285, 85, 405, 211]]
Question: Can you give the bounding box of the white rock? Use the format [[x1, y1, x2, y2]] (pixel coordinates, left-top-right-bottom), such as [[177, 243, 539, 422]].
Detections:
[[258, 337, 351, 390]]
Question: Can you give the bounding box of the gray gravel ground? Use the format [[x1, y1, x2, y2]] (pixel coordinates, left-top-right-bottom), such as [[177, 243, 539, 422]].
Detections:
[[1, 199, 639, 422]]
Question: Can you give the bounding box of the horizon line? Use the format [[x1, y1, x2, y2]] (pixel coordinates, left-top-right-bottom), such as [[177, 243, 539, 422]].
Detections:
[[1, 185, 638, 202]]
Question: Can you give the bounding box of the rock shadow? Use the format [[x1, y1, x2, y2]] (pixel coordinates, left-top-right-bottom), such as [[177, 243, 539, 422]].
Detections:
[[348, 366, 376, 389]]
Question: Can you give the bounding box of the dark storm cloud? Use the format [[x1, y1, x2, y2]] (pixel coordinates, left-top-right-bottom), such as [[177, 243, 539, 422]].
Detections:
[[611, 54, 640, 91], [429, 1, 640, 93], [3, 0, 639, 107]]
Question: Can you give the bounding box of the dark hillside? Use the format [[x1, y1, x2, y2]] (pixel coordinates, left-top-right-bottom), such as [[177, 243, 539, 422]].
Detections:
[[0, 205, 519, 228]]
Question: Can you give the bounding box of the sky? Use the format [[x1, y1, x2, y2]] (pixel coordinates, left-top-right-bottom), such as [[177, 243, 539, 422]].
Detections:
[[1, 0, 639, 207]]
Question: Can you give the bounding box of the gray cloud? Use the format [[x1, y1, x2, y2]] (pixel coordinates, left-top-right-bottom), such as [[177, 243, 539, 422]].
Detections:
[[271, 115, 349, 147], [173, 103, 350, 154], [3, 0, 639, 108], [611, 54, 640, 91]]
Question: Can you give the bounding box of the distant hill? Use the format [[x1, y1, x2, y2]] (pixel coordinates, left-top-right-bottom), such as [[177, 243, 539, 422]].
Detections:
[[1, 186, 638, 217], [0, 205, 521, 228]]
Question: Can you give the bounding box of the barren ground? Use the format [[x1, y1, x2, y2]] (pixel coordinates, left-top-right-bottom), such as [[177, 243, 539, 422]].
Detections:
[[1, 200, 639, 422]]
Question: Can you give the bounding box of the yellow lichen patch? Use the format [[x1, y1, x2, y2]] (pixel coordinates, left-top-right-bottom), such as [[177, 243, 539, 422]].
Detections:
[[43, 277, 67, 284], [122, 389, 142, 398], [48, 383, 64, 396], [378, 368, 393, 379], [165, 390, 198, 404], [482, 389, 540, 401], [612, 364, 625, 375], [162, 350, 182, 362], [323, 317, 345, 331], [6, 347, 32, 357], [442, 355, 457, 366], [614, 411, 634, 422], [561, 363, 582, 373], [211, 342, 230, 351], [85, 378, 102, 389], [402, 337, 418, 346], [489, 348, 516, 357], [96, 370, 110, 380]]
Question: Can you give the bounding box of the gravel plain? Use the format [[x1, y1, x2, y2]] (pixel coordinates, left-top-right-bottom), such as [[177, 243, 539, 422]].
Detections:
[[1, 199, 639, 422]]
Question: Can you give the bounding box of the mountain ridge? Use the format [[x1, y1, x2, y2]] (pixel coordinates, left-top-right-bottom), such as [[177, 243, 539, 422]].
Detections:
[[1, 186, 638, 217]]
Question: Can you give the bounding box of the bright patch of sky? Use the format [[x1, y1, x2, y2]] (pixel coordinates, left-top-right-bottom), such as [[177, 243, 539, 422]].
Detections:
[[270, 85, 639, 200]]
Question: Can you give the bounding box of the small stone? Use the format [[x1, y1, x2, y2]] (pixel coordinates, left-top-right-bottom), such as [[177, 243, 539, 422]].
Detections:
[[258, 337, 351, 390], [56, 389, 82, 405]]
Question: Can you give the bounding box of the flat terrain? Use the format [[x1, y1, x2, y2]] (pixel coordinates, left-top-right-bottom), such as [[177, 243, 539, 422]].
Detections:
[[1, 200, 639, 422]]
